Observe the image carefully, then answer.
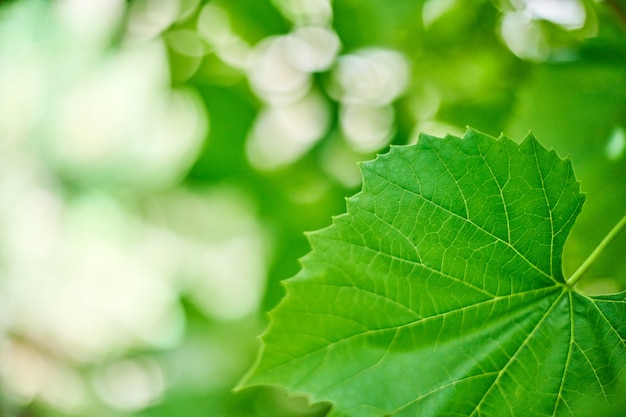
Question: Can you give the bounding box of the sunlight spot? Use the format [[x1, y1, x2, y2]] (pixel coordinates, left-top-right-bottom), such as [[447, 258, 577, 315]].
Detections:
[[191, 236, 268, 321], [0, 46, 46, 148], [272, 0, 333, 26], [1, 191, 185, 362], [165, 29, 206, 57], [330, 48, 410, 105], [341, 104, 394, 153], [0, 341, 87, 412], [422, 0, 458, 28], [500, 12, 548, 61], [501, 0, 588, 61], [197, 4, 251, 70], [606, 127, 626, 161], [246, 92, 330, 170], [286, 26, 340, 72], [47, 42, 207, 189], [321, 139, 364, 188], [248, 35, 311, 102], [127, 0, 180, 41], [156, 187, 271, 321], [0, 341, 47, 403], [178, 0, 201, 21], [55, 0, 124, 41], [197, 3, 232, 46], [523, 0, 586, 30], [94, 357, 164, 411]]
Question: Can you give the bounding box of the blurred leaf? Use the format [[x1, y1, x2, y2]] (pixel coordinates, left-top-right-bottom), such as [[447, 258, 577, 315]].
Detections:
[[241, 129, 626, 416]]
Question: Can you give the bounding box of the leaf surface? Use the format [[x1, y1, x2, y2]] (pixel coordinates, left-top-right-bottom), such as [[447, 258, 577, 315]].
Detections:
[[241, 129, 626, 416]]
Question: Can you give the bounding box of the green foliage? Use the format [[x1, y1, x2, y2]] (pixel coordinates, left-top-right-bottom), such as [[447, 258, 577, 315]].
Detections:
[[2, 0, 626, 416], [241, 130, 626, 416]]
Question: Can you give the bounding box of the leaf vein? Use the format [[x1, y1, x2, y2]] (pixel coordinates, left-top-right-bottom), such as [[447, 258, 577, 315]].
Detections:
[[368, 168, 554, 283], [469, 290, 567, 416]]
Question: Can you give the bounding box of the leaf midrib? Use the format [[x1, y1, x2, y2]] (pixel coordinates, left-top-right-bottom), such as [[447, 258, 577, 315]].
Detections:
[[261, 285, 561, 380]]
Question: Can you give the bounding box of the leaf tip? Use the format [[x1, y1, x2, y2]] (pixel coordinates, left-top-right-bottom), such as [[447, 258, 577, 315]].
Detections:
[[463, 126, 480, 137]]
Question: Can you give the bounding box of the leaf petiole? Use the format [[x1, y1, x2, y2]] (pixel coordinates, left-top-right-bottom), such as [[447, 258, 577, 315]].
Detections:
[[567, 212, 626, 287]]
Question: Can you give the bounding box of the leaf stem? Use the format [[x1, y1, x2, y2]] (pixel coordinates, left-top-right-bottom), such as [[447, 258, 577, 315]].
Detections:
[[568, 213, 626, 287]]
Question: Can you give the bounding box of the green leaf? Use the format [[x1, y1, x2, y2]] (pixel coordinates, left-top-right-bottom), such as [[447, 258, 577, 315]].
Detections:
[[240, 129, 626, 416]]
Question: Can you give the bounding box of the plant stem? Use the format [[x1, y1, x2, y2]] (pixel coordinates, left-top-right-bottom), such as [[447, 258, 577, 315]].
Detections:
[[568, 213, 626, 287]]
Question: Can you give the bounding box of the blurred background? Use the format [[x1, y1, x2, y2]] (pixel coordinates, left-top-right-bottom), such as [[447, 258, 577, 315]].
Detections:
[[0, 0, 624, 416]]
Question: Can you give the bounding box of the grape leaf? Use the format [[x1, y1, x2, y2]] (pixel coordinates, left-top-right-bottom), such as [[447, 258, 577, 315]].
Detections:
[[240, 129, 626, 416]]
